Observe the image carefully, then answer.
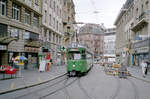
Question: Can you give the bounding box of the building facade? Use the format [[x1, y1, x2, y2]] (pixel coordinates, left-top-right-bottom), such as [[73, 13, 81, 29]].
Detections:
[[115, 0, 150, 66], [62, 0, 76, 46], [0, 0, 42, 68], [62, 0, 76, 63], [40, 0, 63, 65], [104, 28, 116, 63], [78, 23, 104, 59]]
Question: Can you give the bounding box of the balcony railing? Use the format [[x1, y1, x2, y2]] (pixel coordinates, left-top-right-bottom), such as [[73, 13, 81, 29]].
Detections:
[[138, 12, 146, 21], [131, 12, 148, 32]]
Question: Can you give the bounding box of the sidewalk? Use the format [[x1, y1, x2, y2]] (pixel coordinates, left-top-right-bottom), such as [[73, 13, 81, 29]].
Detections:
[[0, 65, 66, 94], [128, 66, 150, 82]]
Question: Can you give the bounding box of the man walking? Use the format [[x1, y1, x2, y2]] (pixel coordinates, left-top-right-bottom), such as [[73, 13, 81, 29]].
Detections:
[[141, 60, 147, 78]]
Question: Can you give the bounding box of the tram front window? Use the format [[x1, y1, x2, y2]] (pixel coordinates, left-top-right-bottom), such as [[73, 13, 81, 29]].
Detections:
[[68, 52, 81, 60]]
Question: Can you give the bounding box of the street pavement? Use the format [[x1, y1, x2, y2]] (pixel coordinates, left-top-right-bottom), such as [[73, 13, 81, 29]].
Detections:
[[1, 64, 150, 99], [127, 66, 150, 82], [42, 64, 150, 99], [0, 65, 66, 94]]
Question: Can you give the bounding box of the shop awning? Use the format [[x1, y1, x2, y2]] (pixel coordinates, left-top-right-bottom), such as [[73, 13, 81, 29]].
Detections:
[[0, 37, 17, 44], [25, 41, 42, 48]]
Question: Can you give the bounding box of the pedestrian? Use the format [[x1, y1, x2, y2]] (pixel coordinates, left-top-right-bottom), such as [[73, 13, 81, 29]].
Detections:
[[118, 63, 127, 78], [141, 60, 147, 78], [24, 60, 28, 70], [145, 60, 149, 75]]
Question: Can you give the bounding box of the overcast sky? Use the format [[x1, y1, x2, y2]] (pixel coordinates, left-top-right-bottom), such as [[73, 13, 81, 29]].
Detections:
[[73, 0, 126, 28]]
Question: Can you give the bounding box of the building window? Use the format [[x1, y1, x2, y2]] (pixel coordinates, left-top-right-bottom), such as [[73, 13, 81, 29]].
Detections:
[[44, 0, 47, 3], [56, 21, 58, 30], [0, 23, 7, 37], [12, 3, 20, 20], [10, 27, 19, 38], [45, 10, 47, 23], [56, 35, 58, 43], [59, 37, 61, 44], [146, 1, 149, 9], [49, 31, 51, 41], [53, 34, 55, 42], [30, 32, 39, 40], [25, 9, 31, 24], [59, 9, 61, 17], [33, 13, 39, 27], [57, 6, 58, 15], [53, 18, 55, 28], [35, 0, 39, 5], [59, 23, 61, 32], [49, 14, 51, 26], [0, 0, 6, 16], [44, 29, 46, 37], [54, 1, 55, 11], [24, 31, 39, 40], [50, 0, 52, 8]]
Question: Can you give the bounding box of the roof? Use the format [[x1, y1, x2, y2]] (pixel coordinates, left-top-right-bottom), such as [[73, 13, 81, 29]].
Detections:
[[114, 0, 134, 25], [79, 23, 105, 34]]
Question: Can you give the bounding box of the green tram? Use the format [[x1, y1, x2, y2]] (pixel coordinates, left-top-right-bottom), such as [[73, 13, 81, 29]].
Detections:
[[67, 43, 94, 76]]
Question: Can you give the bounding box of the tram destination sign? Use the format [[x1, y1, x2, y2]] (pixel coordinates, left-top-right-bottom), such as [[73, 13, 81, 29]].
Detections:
[[69, 43, 86, 48], [70, 48, 78, 51]]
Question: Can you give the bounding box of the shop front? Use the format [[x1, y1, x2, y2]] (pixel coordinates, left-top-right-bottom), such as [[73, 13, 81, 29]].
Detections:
[[24, 47, 39, 69], [131, 39, 150, 66]]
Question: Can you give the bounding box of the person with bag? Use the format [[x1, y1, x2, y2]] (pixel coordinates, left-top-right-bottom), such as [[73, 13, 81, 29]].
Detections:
[[145, 60, 149, 75], [141, 60, 147, 78]]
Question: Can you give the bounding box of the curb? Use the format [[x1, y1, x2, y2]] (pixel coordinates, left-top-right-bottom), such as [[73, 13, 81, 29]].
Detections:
[[130, 75, 150, 83], [0, 73, 67, 95]]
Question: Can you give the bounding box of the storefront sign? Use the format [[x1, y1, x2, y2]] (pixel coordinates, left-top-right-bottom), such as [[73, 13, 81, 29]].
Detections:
[[0, 45, 7, 50], [25, 47, 39, 52], [135, 47, 149, 53], [132, 39, 149, 49]]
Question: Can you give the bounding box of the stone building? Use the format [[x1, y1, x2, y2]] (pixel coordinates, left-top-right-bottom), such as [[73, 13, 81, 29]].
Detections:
[[104, 28, 116, 63], [62, 0, 76, 46], [0, 0, 42, 68], [114, 0, 150, 66], [78, 23, 105, 59], [40, 0, 63, 65], [62, 0, 76, 63]]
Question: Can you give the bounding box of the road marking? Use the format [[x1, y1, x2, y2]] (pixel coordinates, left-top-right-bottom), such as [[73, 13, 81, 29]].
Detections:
[[10, 83, 14, 89], [38, 77, 41, 82]]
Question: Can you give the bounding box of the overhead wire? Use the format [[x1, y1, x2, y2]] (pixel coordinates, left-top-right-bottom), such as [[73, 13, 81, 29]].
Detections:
[[88, 0, 100, 24]]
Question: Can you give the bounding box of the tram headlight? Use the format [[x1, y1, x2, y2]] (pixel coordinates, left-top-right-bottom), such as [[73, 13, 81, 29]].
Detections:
[[73, 65, 76, 67]]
